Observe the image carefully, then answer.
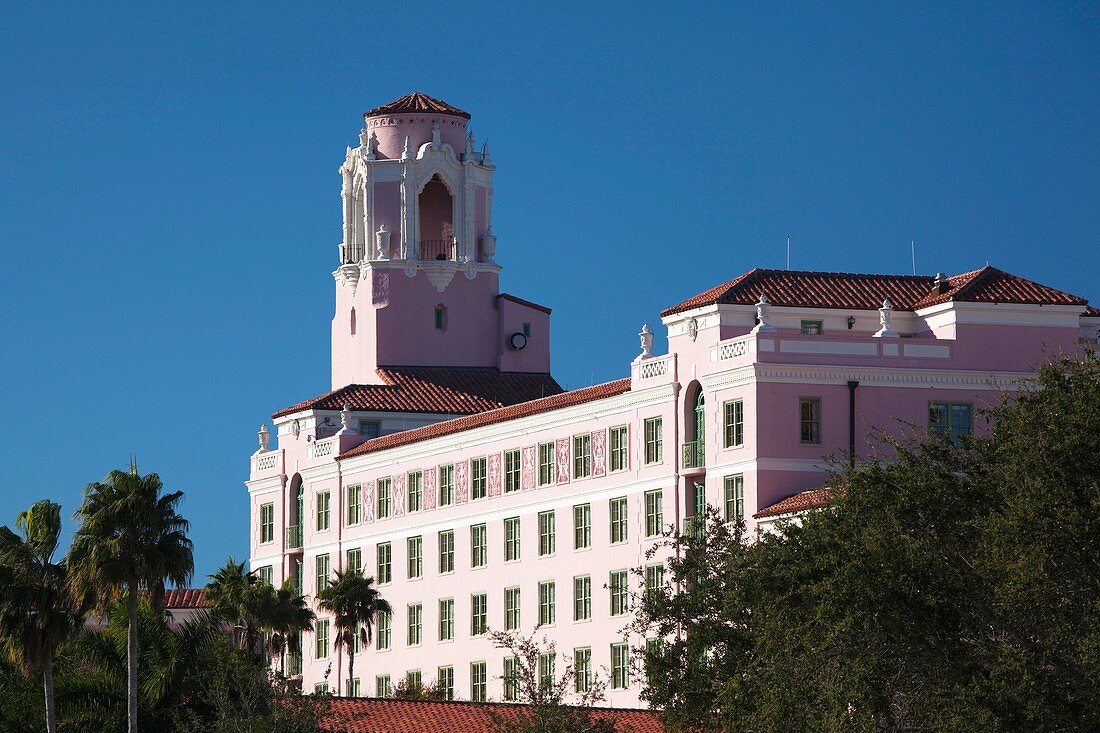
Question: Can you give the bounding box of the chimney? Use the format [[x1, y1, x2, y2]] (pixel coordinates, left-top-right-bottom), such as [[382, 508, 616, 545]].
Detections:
[[932, 272, 951, 295]]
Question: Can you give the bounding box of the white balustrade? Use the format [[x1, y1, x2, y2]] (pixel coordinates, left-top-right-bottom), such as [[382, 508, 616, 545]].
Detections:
[[311, 438, 336, 459], [717, 336, 751, 361], [253, 452, 281, 473]]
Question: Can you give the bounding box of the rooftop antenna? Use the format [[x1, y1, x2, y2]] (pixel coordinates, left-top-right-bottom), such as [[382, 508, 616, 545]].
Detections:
[[786, 236, 791, 271], [911, 240, 916, 276], [129, 452, 138, 476]]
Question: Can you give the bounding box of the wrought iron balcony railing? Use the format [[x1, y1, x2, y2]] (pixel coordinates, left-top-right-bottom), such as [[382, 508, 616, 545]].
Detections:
[[419, 238, 457, 261], [682, 441, 704, 469], [285, 525, 302, 550]]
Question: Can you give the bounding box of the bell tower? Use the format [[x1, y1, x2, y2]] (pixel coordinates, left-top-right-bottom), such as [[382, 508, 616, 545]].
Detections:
[[330, 93, 549, 389]]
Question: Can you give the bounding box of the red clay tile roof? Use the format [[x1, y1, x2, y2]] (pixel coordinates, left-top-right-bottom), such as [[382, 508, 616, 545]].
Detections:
[[159, 588, 209, 609], [364, 92, 471, 120], [1083, 305, 1100, 318], [339, 378, 632, 460], [497, 293, 552, 314], [662, 266, 1088, 316], [273, 367, 563, 420], [754, 487, 835, 519], [322, 698, 664, 733]]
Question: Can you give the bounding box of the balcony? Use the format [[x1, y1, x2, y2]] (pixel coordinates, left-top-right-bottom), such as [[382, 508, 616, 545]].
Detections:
[[285, 525, 302, 550], [682, 441, 705, 470], [287, 652, 303, 677], [419, 238, 457, 261]]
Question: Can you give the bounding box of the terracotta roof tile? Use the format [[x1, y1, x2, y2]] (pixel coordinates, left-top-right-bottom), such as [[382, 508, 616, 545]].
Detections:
[[273, 367, 563, 420], [662, 266, 1088, 316], [754, 487, 835, 519], [1081, 305, 1099, 318], [159, 588, 209, 609], [322, 698, 664, 733], [338, 378, 632, 460], [364, 92, 471, 120]]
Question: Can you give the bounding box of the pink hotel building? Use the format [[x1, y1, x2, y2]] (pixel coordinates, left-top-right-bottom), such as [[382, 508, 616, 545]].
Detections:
[[246, 93, 1100, 705]]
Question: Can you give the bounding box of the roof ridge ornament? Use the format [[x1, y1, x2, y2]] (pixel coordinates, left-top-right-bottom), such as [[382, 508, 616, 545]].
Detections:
[[874, 298, 899, 338], [750, 293, 776, 333]]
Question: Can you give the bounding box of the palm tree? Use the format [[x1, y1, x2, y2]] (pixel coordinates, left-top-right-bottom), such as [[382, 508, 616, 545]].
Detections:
[[206, 557, 260, 656], [0, 500, 86, 733], [263, 581, 315, 677], [68, 469, 193, 733], [317, 569, 391, 696]]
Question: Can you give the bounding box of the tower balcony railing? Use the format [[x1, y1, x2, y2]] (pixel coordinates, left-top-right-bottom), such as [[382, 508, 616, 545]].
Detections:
[[285, 525, 303, 550], [682, 441, 705, 469], [419, 238, 457, 261], [339, 241, 367, 265]]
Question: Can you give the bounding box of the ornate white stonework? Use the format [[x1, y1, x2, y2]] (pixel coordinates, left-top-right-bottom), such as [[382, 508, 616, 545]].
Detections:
[[256, 424, 269, 454], [874, 298, 899, 338], [633, 323, 655, 363], [751, 294, 777, 333]]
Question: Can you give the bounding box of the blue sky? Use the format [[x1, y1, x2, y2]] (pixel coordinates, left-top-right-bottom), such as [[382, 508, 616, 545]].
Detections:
[[1, 2, 1096, 581]]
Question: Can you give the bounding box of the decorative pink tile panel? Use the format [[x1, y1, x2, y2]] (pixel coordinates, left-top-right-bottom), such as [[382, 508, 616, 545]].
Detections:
[[424, 467, 437, 510], [487, 453, 502, 497], [592, 429, 607, 477], [521, 446, 536, 490], [455, 460, 469, 504], [363, 481, 375, 522], [392, 474, 405, 517], [555, 437, 571, 485]]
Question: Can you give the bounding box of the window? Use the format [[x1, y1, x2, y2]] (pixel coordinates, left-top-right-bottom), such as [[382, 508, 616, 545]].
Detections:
[[437, 666, 454, 700], [724, 474, 744, 522], [376, 542, 391, 584], [611, 643, 630, 689], [348, 677, 360, 697], [471, 593, 488, 635], [800, 319, 824, 335], [799, 398, 821, 444], [574, 647, 592, 693], [314, 682, 329, 694], [573, 433, 591, 478], [439, 530, 455, 573], [644, 417, 663, 463], [471, 523, 488, 568], [644, 490, 663, 537], [471, 457, 488, 500], [438, 598, 454, 641], [538, 441, 555, 485], [359, 421, 380, 438], [609, 425, 628, 471], [645, 564, 665, 595], [538, 511, 556, 556], [504, 517, 521, 561], [929, 402, 973, 443], [503, 656, 519, 701], [610, 570, 629, 616], [504, 449, 521, 493], [315, 619, 329, 658], [434, 305, 446, 331], [260, 502, 274, 543], [407, 603, 422, 646], [316, 554, 330, 592], [346, 484, 361, 525], [723, 400, 744, 448], [316, 491, 330, 531], [538, 581, 556, 626], [471, 661, 487, 702], [257, 565, 273, 586], [610, 497, 628, 544], [573, 575, 591, 621], [376, 611, 391, 650], [686, 483, 706, 539], [573, 504, 591, 550], [505, 587, 521, 631], [375, 675, 390, 698], [439, 464, 455, 506], [406, 670, 422, 689], [293, 558, 303, 597], [346, 547, 362, 574], [407, 470, 422, 512], [377, 477, 392, 518], [539, 652, 555, 690], [407, 536, 423, 579]]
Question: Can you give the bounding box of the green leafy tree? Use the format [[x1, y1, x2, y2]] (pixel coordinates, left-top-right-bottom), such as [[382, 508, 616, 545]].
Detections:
[[67, 469, 194, 733], [0, 500, 86, 733], [316, 569, 391, 696]]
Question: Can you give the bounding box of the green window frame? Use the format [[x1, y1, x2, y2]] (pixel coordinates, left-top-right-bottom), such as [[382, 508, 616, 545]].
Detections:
[[538, 510, 556, 556], [407, 535, 423, 579], [723, 399, 744, 448], [437, 665, 454, 700], [315, 553, 329, 593], [471, 593, 488, 636], [438, 598, 454, 641], [573, 503, 591, 550], [610, 496, 628, 544], [505, 587, 521, 631], [375, 674, 390, 698], [574, 647, 592, 693], [407, 470, 422, 512], [316, 491, 330, 531], [346, 484, 361, 525], [439, 464, 455, 506], [471, 523, 488, 568], [471, 457, 488, 500], [470, 661, 487, 702], [799, 397, 822, 444], [257, 565, 273, 586], [376, 542, 391, 585], [504, 449, 521, 493], [573, 575, 591, 621], [724, 474, 744, 522], [644, 490, 663, 537], [407, 603, 422, 646], [538, 441, 555, 485], [346, 547, 362, 574], [376, 612, 391, 650], [929, 402, 973, 443], [503, 656, 519, 701], [504, 516, 521, 561], [609, 425, 628, 471], [538, 580, 556, 626], [644, 417, 663, 463], [573, 433, 591, 478], [645, 563, 664, 595], [539, 652, 555, 690], [610, 570, 629, 616], [800, 319, 824, 335], [438, 530, 455, 573], [260, 502, 274, 543], [315, 618, 329, 659], [376, 477, 392, 519], [611, 642, 629, 689], [347, 677, 360, 697]]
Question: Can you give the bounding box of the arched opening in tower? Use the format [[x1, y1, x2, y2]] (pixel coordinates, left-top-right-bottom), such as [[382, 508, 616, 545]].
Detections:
[[418, 175, 455, 260]]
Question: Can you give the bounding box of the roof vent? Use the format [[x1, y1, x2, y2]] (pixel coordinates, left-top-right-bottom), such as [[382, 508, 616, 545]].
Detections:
[[932, 272, 951, 295]]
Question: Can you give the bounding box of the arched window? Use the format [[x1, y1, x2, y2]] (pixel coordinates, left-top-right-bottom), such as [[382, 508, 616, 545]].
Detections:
[[289, 474, 304, 548], [694, 388, 706, 451], [434, 304, 447, 331], [418, 175, 455, 260]]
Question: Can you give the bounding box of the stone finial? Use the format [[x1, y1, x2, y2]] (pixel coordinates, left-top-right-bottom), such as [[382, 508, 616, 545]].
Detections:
[[465, 131, 474, 157], [480, 226, 497, 262], [751, 293, 776, 333], [633, 323, 655, 363], [337, 404, 353, 435], [874, 297, 899, 338], [376, 224, 391, 260], [257, 424, 270, 453], [481, 140, 491, 164], [359, 127, 369, 149], [431, 120, 441, 147]]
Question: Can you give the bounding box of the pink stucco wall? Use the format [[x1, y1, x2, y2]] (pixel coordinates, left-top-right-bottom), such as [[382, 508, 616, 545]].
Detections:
[[366, 114, 468, 161]]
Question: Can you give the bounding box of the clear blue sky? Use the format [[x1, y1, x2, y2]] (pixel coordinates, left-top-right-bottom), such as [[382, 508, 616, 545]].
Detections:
[[1, 2, 1096, 581]]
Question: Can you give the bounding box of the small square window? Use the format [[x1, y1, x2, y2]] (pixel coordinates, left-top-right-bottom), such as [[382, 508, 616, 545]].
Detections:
[[800, 320, 823, 335]]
